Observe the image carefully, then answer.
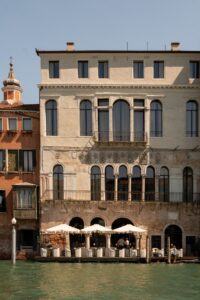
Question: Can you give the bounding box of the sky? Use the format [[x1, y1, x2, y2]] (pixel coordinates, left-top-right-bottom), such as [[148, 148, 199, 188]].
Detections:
[[1, 0, 200, 104]]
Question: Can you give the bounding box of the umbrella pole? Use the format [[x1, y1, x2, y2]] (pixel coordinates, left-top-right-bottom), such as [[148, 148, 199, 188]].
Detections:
[[65, 232, 70, 250], [86, 234, 90, 249], [106, 234, 111, 248]]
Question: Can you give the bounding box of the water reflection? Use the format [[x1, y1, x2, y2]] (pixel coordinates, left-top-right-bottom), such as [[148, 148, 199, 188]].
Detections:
[[0, 262, 200, 300]]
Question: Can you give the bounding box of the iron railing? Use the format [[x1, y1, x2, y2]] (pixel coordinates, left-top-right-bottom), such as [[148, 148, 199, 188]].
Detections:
[[94, 131, 147, 143]]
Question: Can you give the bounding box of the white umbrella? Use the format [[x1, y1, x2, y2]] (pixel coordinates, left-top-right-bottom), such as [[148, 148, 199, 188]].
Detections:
[[113, 224, 146, 234], [46, 224, 80, 234], [81, 224, 112, 234]]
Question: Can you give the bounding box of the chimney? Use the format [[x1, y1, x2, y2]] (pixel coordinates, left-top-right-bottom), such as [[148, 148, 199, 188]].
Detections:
[[66, 42, 75, 51], [171, 42, 180, 51]]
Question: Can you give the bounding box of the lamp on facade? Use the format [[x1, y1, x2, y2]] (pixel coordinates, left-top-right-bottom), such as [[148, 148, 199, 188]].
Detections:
[[11, 217, 17, 265]]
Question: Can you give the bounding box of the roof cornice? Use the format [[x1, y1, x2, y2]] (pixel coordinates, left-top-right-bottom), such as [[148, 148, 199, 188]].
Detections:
[[38, 84, 200, 90]]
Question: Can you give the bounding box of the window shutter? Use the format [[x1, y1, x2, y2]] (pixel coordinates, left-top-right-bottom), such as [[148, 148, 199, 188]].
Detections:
[[33, 150, 36, 168], [19, 150, 23, 171]]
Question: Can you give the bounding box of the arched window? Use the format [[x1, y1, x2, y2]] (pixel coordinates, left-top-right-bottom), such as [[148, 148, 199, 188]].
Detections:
[[46, 100, 57, 136], [131, 166, 142, 201], [145, 166, 155, 201], [118, 165, 128, 201], [113, 100, 130, 141], [105, 166, 114, 201], [80, 100, 92, 136], [159, 167, 169, 202], [150, 100, 162, 137], [91, 166, 101, 201], [186, 101, 198, 137], [183, 167, 193, 202], [53, 165, 63, 200]]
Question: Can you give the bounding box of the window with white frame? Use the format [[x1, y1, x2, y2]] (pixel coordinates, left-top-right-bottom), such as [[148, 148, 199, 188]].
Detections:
[[19, 150, 36, 172], [15, 188, 34, 209], [23, 118, 32, 131], [8, 118, 17, 131]]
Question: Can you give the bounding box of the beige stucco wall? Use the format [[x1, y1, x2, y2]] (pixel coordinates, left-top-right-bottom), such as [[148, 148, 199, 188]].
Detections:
[[38, 50, 200, 254]]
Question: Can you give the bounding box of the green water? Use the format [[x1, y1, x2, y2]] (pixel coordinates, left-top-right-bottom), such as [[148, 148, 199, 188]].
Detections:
[[0, 261, 200, 300]]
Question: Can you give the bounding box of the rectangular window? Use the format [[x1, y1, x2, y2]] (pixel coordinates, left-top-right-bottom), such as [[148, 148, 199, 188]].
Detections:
[[189, 61, 200, 78], [0, 150, 5, 171], [15, 188, 34, 209], [23, 118, 32, 131], [78, 61, 88, 78], [98, 99, 109, 106], [134, 99, 145, 141], [49, 61, 59, 78], [98, 99, 109, 141], [8, 118, 17, 131], [0, 190, 6, 212], [8, 150, 18, 172], [0, 118, 2, 131], [154, 61, 164, 78], [19, 150, 36, 172], [133, 61, 144, 78], [98, 61, 109, 78]]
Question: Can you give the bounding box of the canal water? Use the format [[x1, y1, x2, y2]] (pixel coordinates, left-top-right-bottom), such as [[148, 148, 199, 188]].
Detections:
[[0, 261, 200, 300]]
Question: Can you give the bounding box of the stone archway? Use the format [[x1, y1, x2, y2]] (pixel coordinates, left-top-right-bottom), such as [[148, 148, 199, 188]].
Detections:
[[90, 217, 106, 247], [69, 217, 84, 248], [164, 224, 182, 249], [111, 218, 134, 247]]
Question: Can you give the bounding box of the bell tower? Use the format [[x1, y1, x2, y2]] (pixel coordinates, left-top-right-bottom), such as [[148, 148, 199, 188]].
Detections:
[[1, 58, 23, 104]]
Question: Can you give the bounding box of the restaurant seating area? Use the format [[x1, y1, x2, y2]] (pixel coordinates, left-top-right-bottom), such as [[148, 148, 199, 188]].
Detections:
[[40, 246, 141, 259]]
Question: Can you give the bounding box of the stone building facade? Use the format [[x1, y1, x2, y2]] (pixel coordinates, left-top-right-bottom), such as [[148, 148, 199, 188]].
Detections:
[[37, 42, 200, 255], [0, 63, 40, 258]]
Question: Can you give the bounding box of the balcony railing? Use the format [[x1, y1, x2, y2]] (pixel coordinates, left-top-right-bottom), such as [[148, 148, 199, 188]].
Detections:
[[42, 190, 200, 203], [94, 131, 147, 143]]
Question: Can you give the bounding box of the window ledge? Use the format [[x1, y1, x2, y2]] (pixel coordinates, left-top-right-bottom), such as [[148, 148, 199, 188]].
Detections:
[[6, 130, 17, 134], [21, 130, 32, 134]]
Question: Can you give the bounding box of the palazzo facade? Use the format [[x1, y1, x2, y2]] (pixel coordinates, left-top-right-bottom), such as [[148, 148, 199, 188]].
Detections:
[[37, 42, 200, 255]]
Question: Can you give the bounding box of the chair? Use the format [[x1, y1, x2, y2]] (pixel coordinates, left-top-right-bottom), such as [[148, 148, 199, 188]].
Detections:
[[65, 248, 71, 257], [40, 248, 47, 257], [97, 248, 103, 257], [75, 247, 82, 258], [119, 248, 125, 258], [130, 248, 137, 257]]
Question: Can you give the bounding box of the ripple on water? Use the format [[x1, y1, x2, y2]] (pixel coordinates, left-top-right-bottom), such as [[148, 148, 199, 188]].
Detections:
[[0, 262, 200, 300]]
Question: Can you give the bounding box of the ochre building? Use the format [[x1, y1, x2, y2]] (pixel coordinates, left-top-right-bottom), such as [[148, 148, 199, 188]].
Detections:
[[0, 63, 40, 258]]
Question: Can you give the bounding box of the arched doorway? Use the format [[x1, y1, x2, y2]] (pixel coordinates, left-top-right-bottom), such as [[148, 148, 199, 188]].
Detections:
[[69, 217, 84, 248], [111, 218, 135, 247], [165, 225, 182, 250], [91, 217, 105, 247]]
